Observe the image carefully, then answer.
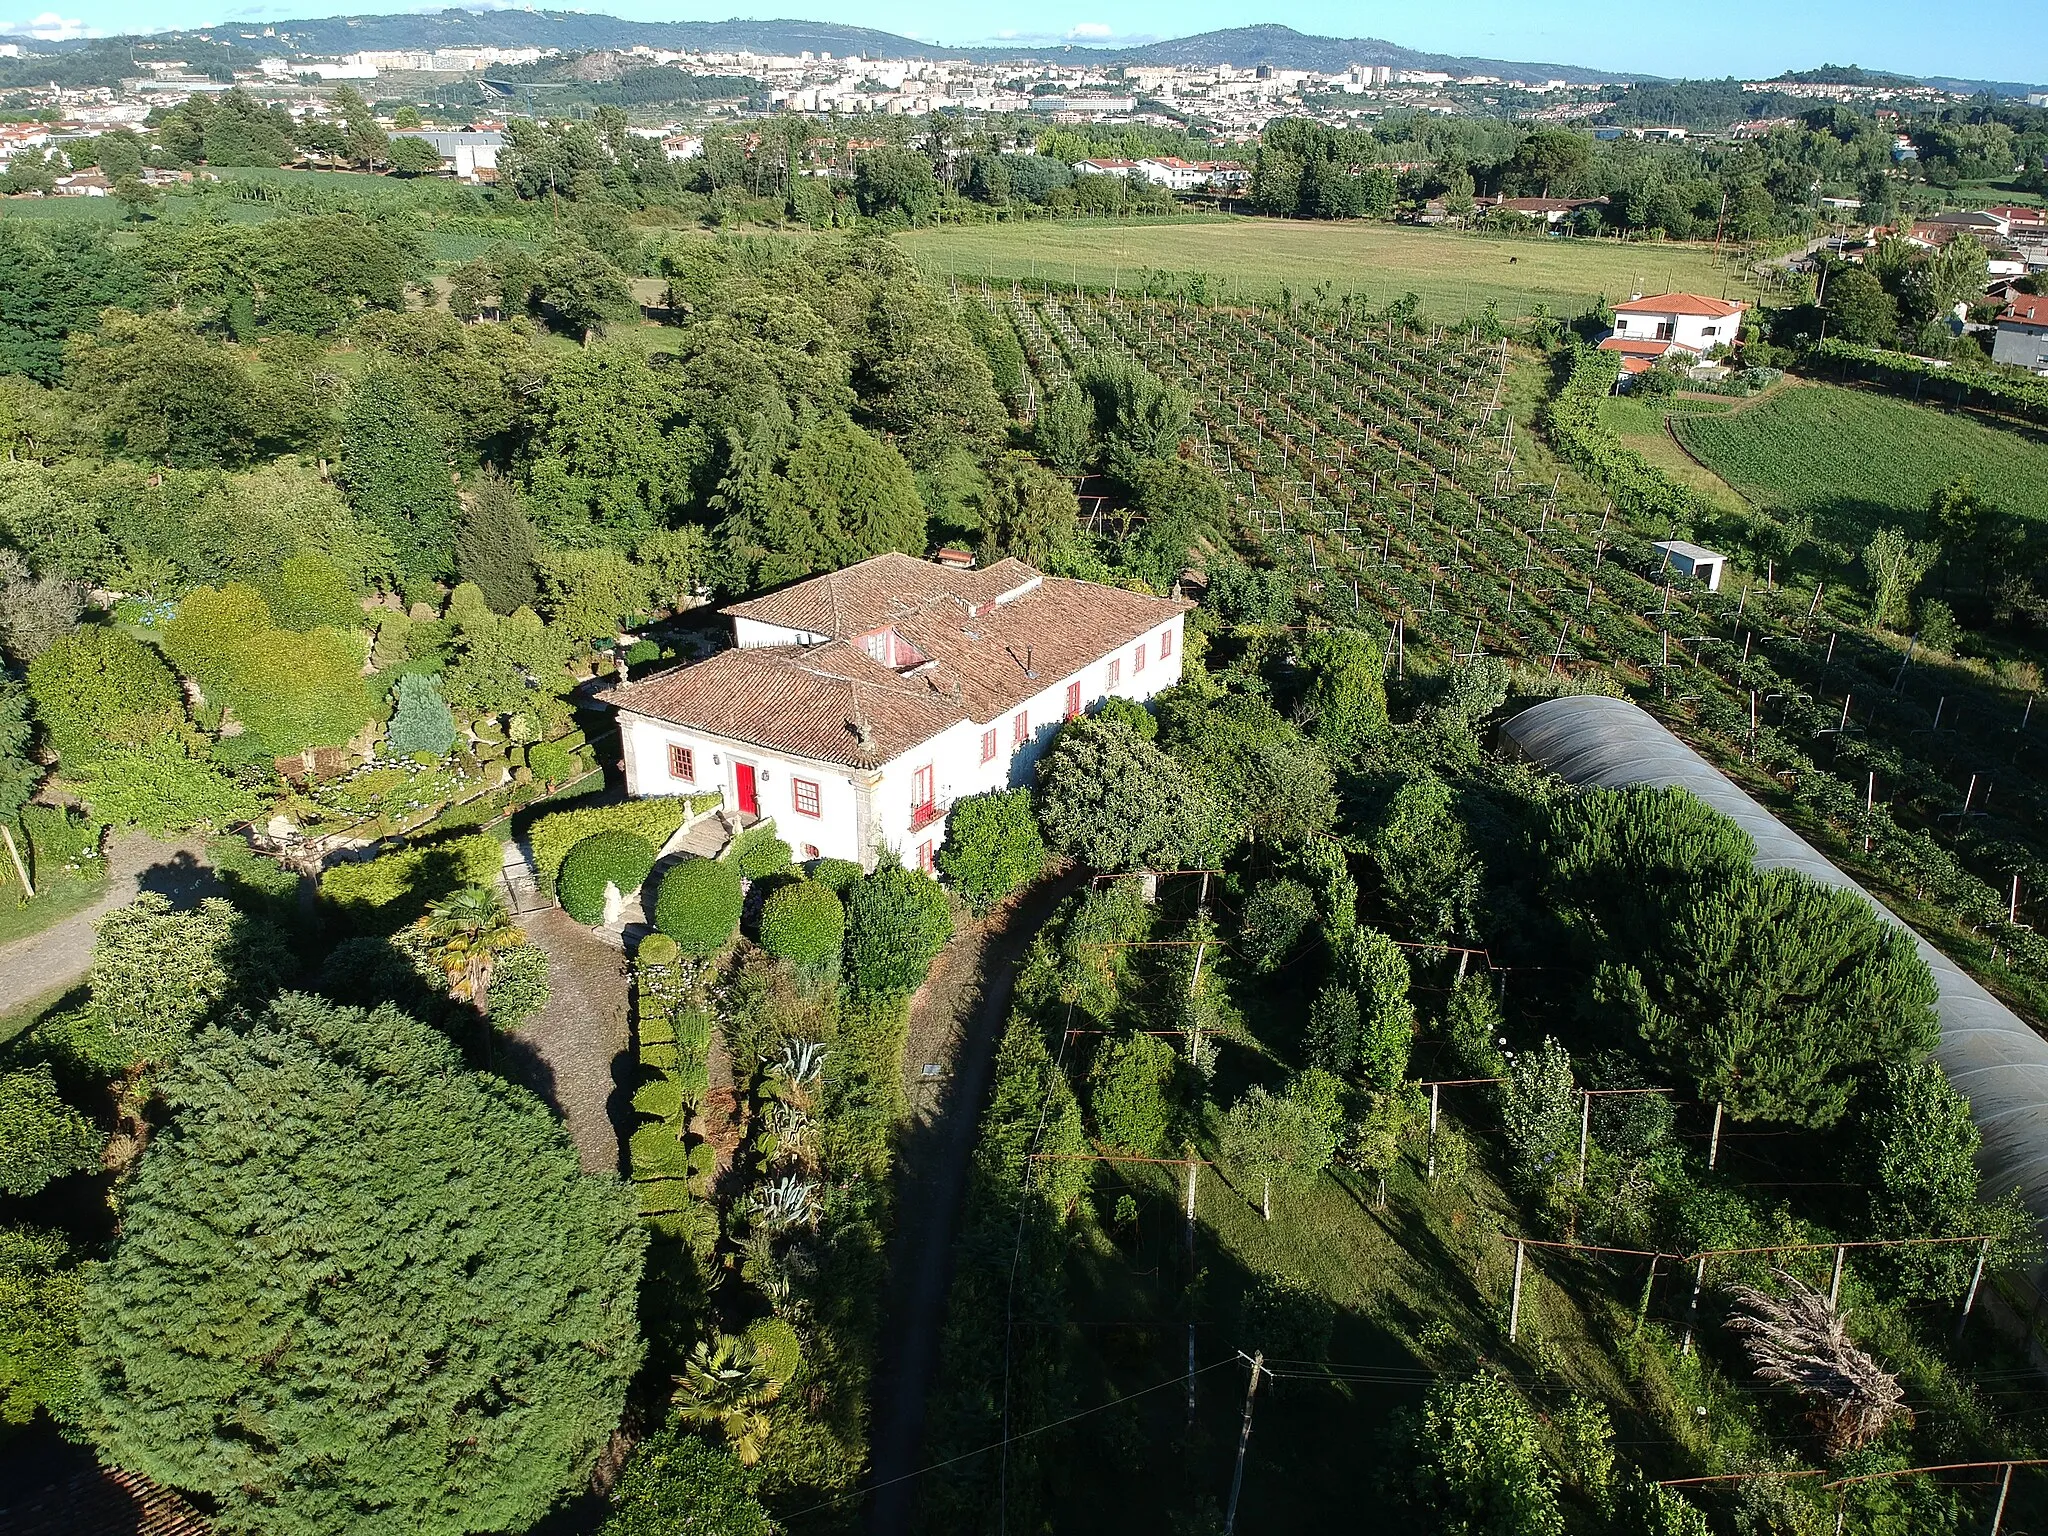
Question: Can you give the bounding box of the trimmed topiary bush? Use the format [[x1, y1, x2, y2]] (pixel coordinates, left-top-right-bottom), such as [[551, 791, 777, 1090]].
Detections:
[[809, 857, 863, 893], [758, 881, 845, 971], [653, 858, 743, 956], [845, 864, 953, 997], [636, 932, 680, 967], [744, 1316, 802, 1386], [557, 830, 656, 925], [936, 787, 1047, 915], [528, 796, 690, 884], [725, 821, 792, 880]]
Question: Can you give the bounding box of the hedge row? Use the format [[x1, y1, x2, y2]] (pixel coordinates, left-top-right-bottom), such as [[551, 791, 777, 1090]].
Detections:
[[528, 796, 692, 883], [1806, 338, 2048, 429], [318, 832, 503, 929], [1539, 345, 1721, 534], [628, 941, 719, 1355], [558, 830, 657, 925]]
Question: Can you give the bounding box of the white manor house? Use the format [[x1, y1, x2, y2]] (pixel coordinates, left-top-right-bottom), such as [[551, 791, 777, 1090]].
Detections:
[[603, 553, 1188, 871]]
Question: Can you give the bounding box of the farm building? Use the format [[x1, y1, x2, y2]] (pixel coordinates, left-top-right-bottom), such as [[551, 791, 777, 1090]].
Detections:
[[1993, 291, 2048, 373], [1600, 293, 1748, 374], [601, 553, 1188, 872], [1652, 540, 1727, 591]]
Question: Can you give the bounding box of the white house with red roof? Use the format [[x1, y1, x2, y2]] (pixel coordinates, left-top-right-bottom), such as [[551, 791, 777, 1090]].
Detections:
[[601, 553, 1188, 872], [1599, 292, 1749, 375], [1993, 290, 2048, 373]]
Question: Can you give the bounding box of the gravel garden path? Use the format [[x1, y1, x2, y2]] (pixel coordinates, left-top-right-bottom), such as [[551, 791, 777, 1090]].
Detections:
[[500, 906, 637, 1176]]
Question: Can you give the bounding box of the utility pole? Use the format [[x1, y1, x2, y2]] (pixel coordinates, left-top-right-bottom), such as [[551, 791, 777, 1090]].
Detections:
[[1223, 1352, 1265, 1535], [1186, 1151, 1199, 1430]]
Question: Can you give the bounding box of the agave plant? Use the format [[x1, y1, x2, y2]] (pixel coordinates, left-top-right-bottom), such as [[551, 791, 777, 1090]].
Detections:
[[672, 1336, 778, 1465], [774, 1038, 828, 1088], [750, 1174, 820, 1234], [765, 1099, 813, 1151]]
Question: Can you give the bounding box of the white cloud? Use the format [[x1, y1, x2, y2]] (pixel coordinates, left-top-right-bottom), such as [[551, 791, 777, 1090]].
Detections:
[[0, 11, 93, 38], [1065, 21, 1113, 39]]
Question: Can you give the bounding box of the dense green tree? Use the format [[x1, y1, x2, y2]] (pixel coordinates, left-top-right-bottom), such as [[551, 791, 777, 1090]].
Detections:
[[1824, 266, 1900, 346], [1862, 526, 1940, 630], [845, 864, 953, 996], [1598, 869, 1938, 1126], [1120, 458, 1222, 592], [1033, 380, 1094, 475], [258, 552, 361, 633], [0, 1064, 102, 1195], [0, 223, 148, 384], [536, 546, 652, 643], [1546, 784, 1754, 956], [1242, 877, 1318, 973], [853, 147, 940, 224], [453, 472, 540, 614], [936, 787, 1048, 915], [976, 452, 1083, 571], [1406, 1373, 1564, 1536], [0, 1227, 83, 1430], [1035, 716, 1229, 872], [87, 893, 294, 1062], [161, 583, 374, 759], [522, 348, 709, 535], [1157, 692, 1336, 846], [75, 993, 646, 1536], [717, 413, 927, 588], [25, 625, 182, 766], [598, 1422, 774, 1536], [66, 313, 316, 468], [1370, 770, 1483, 941], [530, 240, 637, 340], [0, 681, 39, 825], [1294, 629, 1388, 757], [1083, 1028, 1178, 1159], [1337, 926, 1415, 1091], [1501, 1037, 1578, 1195], [71, 741, 263, 837], [338, 370, 460, 580]]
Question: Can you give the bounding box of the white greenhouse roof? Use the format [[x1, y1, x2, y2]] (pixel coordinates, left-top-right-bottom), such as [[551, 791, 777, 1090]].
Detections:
[[1501, 695, 2048, 1248]]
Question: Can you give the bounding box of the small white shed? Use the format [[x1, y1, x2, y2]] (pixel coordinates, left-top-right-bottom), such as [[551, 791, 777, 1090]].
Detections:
[[1652, 540, 1726, 592]]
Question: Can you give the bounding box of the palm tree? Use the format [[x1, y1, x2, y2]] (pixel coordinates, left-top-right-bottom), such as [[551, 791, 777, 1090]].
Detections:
[[672, 1336, 779, 1464], [418, 886, 524, 1011]]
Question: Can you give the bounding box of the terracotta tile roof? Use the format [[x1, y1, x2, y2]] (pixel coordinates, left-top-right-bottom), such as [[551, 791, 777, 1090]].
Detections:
[[722, 551, 1042, 639], [606, 557, 1187, 767], [2004, 292, 2048, 326], [1, 1445, 212, 1536], [1612, 292, 1747, 318]]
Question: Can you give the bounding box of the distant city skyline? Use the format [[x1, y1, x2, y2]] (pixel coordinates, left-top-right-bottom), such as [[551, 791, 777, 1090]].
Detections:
[[4, 0, 2045, 85]]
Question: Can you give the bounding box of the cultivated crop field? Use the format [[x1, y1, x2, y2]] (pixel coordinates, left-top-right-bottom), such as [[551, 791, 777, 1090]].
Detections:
[[1673, 383, 2048, 541], [975, 285, 2048, 1021], [908, 219, 1761, 318]]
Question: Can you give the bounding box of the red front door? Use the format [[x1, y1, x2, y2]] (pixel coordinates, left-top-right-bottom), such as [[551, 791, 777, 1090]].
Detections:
[[736, 762, 759, 817]]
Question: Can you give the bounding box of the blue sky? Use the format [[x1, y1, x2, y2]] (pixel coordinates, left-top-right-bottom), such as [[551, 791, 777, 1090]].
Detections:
[[6, 0, 2046, 84]]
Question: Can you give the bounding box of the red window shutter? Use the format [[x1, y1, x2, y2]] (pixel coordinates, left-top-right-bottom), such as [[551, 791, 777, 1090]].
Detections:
[[1013, 711, 1028, 747], [981, 728, 997, 762], [668, 745, 694, 782], [1108, 658, 1121, 686], [1160, 627, 1174, 659], [1065, 680, 1081, 719]]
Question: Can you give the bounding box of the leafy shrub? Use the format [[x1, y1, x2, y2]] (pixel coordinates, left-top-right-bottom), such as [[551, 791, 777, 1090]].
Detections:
[[757, 881, 844, 971], [25, 625, 182, 766], [488, 943, 550, 1028], [1241, 877, 1316, 973], [809, 857, 863, 893], [528, 797, 690, 883], [0, 1064, 103, 1196], [319, 833, 503, 930], [743, 1317, 802, 1387], [845, 864, 952, 996], [18, 803, 103, 879], [725, 821, 791, 879], [387, 673, 457, 759], [1235, 1273, 1335, 1363], [526, 739, 578, 787], [71, 742, 263, 837], [653, 859, 743, 956], [1088, 1030, 1179, 1156], [935, 787, 1047, 914], [558, 831, 656, 925], [88, 893, 295, 1062], [598, 1422, 773, 1536], [1406, 1373, 1563, 1536]]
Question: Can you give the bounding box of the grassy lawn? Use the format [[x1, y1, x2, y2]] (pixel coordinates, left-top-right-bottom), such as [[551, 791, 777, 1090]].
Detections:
[[1673, 382, 2048, 547], [0, 864, 107, 949], [1597, 394, 1753, 520], [898, 219, 1760, 321]]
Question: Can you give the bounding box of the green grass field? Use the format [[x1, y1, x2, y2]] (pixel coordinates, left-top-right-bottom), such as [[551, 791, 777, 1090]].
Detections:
[[898, 219, 1760, 320], [1673, 383, 2048, 544], [1598, 395, 1753, 519]]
